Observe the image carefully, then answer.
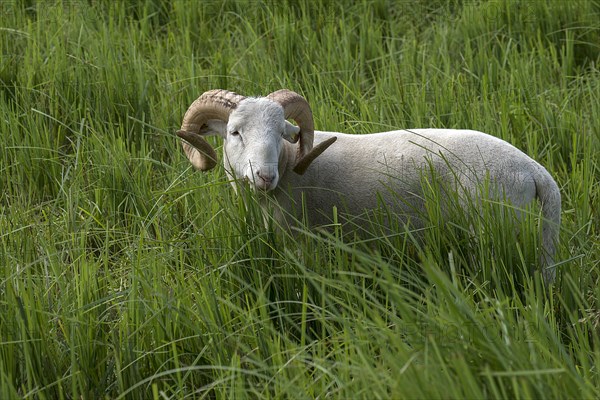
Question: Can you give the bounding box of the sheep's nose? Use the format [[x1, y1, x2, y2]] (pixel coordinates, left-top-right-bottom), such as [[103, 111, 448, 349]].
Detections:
[[257, 169, 276, 183]]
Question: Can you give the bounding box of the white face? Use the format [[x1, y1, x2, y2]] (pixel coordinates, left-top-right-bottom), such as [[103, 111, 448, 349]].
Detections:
[[211, 98, 299, 191]]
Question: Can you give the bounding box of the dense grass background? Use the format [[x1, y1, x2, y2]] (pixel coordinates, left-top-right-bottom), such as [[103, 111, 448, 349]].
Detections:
[[1, 0, 599, 398]]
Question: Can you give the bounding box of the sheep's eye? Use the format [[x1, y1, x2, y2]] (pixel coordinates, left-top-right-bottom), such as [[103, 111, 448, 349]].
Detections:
[[230, 131, 240, 137]]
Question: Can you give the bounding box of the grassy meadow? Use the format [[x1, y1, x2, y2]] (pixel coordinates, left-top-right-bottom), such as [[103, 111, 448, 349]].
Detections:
[[1, 0, 599, 398]]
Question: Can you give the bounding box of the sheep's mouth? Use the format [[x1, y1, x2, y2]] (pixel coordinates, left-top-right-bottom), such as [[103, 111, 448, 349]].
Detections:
[[242, 176, 277, 192], [254, 179, 276, 191]]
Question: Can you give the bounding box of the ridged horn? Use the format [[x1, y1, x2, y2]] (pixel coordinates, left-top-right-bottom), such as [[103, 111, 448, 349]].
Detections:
[[293, 136, 337, 175], [267, 89, 314, 162], [267, 89, 337, 174], [177, 89, 245, 171]]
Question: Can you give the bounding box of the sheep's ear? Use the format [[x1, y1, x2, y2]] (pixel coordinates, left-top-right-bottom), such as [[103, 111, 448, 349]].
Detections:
[[198, 119, 227, 137], [293, 137, 337, 175], [282, 121, 301, 143]]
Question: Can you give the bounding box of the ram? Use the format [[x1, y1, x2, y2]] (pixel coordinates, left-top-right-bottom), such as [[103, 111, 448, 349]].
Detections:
[[177, 89, 561, 283]]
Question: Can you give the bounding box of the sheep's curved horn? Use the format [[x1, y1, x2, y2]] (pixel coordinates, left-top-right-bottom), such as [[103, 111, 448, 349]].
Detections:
[[177, 89, 245, 171], [267, 89, 314, 161], [267, 89, 337, 174], [293, 136, 337, 175]]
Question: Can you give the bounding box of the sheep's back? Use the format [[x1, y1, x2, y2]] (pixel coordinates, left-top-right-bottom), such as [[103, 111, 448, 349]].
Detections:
[[277, 129, 543, 227]]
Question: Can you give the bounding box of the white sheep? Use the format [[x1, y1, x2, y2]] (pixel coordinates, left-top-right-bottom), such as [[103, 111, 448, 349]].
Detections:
[[177, 89, 561, 283]]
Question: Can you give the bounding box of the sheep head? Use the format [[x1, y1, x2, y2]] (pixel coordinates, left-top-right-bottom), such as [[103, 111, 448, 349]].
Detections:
[[177, 89, 335, 191]]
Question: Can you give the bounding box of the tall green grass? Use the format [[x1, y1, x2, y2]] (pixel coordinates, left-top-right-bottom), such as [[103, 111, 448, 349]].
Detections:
[[1, 0, 599, 398]]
